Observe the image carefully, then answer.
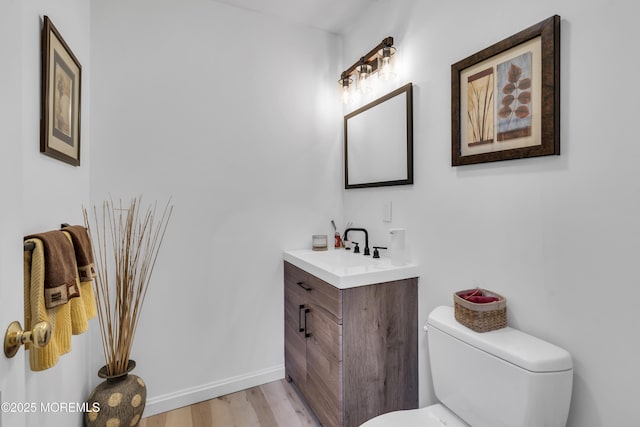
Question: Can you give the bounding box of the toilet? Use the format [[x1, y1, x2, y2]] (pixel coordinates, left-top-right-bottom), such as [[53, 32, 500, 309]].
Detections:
[[361, 306, 573, 427]]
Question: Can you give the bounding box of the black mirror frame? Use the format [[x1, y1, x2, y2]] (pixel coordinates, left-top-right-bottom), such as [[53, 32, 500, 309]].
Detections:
[[344, 82, 413, 189]]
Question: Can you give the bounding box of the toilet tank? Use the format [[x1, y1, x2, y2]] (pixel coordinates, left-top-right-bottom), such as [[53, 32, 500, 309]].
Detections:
[[427, 306, 573, 427]]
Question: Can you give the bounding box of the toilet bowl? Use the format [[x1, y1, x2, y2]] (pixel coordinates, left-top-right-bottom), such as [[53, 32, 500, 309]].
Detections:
[[361, 404, 467, 427], [361, 306, 573, 427]]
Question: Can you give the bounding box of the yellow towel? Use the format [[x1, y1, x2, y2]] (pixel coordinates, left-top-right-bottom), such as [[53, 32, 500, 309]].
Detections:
[[24, 239, 61, 371], [24, 236, 98, 371], [61, 231, 97, 334], [62, 226, 98, 335]]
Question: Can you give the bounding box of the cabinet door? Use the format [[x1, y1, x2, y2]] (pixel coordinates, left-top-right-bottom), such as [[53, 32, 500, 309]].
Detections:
[[305, 304, 342, 427], [342, 279, 419, 427], [284, 277, 309, 391]]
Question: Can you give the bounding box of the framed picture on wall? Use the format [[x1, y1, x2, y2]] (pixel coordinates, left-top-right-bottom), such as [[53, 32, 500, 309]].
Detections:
[[451, 15, 560, 166], [41, 16, 82, 166]]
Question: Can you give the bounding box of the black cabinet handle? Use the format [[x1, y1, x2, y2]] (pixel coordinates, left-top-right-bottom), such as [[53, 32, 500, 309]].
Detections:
[[297, 281, 312, 292], [298, 305, 305, 332], [304, 308, 311, 338]]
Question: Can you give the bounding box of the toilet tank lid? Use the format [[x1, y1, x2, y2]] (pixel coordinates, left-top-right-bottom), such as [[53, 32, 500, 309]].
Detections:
[[427, 306, 573, 373]]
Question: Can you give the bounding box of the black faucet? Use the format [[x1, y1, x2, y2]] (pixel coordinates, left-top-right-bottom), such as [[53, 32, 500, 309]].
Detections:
[[344, 228, 370, 256]]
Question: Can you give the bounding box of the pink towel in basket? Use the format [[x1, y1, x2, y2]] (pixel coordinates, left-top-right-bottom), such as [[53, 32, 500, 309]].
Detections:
[[458, 289, 499, 304]]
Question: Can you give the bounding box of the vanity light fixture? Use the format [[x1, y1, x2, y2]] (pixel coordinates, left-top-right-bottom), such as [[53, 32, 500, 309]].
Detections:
[[356, 61, 373, 94], [378, 44, 397, 81], [339, 76, 353, 104], [338, 36, 397, 104]]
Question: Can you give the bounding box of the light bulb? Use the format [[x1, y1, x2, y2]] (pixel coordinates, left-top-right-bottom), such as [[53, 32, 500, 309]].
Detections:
[[342, 85, 351, 104], [338, 76, 353, 104], [357, 63, 373, 94], [378, 46, 396, 81]]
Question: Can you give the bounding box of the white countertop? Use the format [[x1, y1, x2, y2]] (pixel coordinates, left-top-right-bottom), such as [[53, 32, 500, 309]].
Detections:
[[283, 248, 419, 289]]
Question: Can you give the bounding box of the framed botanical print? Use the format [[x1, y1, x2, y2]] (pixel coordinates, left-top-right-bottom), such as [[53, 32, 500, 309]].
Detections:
[[452, 15, 560, 166], [41, 16, 82, 166]]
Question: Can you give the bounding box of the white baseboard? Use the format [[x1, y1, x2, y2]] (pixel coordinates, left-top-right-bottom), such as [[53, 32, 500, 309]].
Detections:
[[143, 364, 285, 418]]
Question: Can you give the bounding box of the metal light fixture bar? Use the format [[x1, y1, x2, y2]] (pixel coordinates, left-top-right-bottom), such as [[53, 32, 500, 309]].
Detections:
[[340, 36, 394, 80]]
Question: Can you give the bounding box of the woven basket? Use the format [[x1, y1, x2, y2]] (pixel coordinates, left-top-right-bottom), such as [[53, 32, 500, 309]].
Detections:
[[454, 288, 507, 333]]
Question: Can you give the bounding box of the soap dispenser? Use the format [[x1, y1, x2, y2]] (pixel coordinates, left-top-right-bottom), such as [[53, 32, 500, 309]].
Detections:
[[389, 228, 406, 266]]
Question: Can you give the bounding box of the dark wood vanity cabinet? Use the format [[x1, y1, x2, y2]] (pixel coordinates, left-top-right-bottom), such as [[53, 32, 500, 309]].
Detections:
[[284, 261, 418, 427]]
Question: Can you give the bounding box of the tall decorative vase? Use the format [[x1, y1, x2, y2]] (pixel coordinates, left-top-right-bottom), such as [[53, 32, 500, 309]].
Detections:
[[85, 360, 147, 427]]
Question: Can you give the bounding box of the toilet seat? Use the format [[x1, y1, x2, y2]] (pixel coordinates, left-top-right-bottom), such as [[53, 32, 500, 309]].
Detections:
[[359, 404, 469, 427]]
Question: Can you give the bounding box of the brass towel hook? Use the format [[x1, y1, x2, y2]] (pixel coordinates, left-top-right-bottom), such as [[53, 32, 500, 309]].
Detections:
[[4, 321, 52, 358]]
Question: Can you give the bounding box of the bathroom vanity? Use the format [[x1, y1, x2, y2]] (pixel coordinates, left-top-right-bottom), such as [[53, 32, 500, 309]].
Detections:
[[283, 249, 419, 427]]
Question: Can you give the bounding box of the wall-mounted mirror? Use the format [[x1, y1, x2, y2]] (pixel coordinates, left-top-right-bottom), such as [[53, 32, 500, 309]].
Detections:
[[344, 83, 413, 189]]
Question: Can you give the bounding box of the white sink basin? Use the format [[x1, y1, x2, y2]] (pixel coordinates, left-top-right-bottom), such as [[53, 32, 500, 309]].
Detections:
[[283, 248, 419, 289]]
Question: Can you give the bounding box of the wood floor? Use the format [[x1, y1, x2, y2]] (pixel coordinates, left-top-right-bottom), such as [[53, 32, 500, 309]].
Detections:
[[139, 379, 320, 427]]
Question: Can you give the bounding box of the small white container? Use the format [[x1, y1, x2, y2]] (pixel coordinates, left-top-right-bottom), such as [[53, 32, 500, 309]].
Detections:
[[312, 234, 328, 251], [389, 228, 406, 265]]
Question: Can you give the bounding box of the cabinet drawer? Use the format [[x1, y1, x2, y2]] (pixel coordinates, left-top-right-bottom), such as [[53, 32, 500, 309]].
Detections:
[[285, 262, 342, 323]]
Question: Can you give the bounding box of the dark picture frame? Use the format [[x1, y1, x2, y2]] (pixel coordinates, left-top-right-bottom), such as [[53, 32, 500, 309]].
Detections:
[[451, 15, 560, 166], [41, 16, 82, 166]]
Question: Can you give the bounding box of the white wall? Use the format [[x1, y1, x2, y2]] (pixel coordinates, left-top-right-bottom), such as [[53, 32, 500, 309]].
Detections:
[[1, 1, 95, 427], [90, 0, 342, 415], [341, 0, 640, 426]]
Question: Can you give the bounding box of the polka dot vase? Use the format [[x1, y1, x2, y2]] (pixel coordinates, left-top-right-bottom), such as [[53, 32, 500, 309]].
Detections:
[[85, 360, 147, 427]]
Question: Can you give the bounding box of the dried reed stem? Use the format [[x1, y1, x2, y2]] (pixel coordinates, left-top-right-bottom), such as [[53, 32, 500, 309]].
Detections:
[[84, 197, 173, 376]]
